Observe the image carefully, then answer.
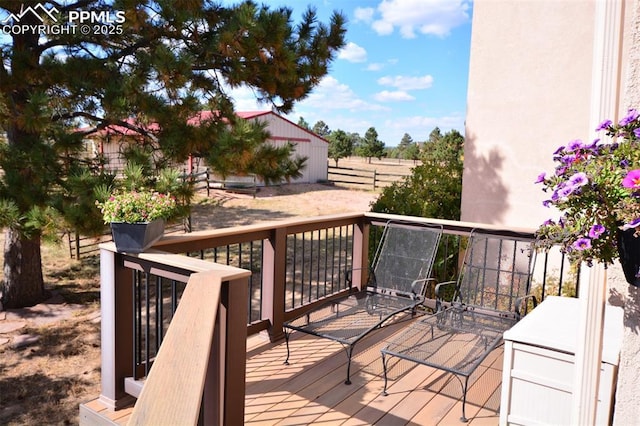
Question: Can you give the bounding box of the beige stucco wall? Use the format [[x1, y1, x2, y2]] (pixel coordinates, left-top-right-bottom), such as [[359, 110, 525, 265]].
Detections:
[[463, 1, 640, 424], [611, 1, 640, 424], [462, 0, 595, 229]]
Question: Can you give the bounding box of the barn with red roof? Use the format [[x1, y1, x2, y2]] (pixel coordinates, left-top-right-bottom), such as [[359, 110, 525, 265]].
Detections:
[[86, 110, 329, 185]]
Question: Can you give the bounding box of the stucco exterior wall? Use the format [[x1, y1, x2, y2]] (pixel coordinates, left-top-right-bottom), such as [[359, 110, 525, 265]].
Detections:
[[461, 0, 595, 229], [463, 1, 640, 423], [611, 1, 640, 424]]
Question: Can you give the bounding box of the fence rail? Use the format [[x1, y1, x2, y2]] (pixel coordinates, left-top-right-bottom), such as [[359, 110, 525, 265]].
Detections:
[[328, 165, 409, 189]]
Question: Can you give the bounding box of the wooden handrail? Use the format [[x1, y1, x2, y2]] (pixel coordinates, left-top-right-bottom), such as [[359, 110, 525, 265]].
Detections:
[[127, 271, 221, 425]]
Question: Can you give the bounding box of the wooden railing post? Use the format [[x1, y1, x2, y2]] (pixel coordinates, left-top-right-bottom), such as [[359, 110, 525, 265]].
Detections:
[[98, 247, 135, 410], [203, 276, 249, 425], [351, 218, 370, 291], [261, 227, 287, 341]]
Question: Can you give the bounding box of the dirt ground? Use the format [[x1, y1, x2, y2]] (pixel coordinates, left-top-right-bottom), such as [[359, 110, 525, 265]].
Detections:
[[191, 182, 379, 230], [0, 183, 382, 425]]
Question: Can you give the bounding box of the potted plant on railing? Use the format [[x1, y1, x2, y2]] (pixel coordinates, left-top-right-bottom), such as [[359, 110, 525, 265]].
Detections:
[[97, 189, 179, 253], [534, 109, 640, 286]]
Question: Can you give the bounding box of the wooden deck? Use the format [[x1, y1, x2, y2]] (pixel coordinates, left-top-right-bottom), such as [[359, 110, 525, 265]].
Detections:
[[81, 314, 504, 425], [245, 314, 503, 425]]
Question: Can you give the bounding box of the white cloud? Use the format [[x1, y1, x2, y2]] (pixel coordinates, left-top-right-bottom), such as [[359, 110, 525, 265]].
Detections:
[[367, 63, 385, 71], [377, 74, 434, 90], [300, 76, 388, 112], [226, 84, 263, 111], [372, 0, 470, 38], [382, 113, 465, 142], [373, 90, 414, 102], [354, 7, 374, 23], [338, 42, 367, 63], [372, 19, 393, 36]]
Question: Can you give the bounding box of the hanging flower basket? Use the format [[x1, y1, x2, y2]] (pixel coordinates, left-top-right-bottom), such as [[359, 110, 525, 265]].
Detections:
[[534, 109, 640, 287], [617, 228, 640, 287], [110, 219, 165, 253]]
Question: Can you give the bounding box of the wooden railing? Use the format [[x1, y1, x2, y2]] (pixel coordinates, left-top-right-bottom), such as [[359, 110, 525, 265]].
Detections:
[[93, 246, 250, 425], [87, 212, 580, 425]]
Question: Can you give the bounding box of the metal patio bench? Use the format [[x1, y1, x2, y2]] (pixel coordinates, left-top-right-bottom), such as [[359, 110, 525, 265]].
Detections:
[[381, 231, 536, 422], [283, 220, 443, 385]]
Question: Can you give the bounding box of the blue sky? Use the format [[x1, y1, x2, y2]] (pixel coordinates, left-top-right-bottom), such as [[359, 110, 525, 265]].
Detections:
[[232, 0, 473, 146]]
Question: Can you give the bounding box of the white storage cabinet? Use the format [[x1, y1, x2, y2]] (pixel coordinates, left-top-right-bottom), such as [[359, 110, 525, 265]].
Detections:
[[500, 296, 623, 425]]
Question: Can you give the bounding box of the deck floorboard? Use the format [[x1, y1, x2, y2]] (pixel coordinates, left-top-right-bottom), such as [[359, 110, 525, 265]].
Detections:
[[246, 314, 502, 425], [81, 314, 503, 425]]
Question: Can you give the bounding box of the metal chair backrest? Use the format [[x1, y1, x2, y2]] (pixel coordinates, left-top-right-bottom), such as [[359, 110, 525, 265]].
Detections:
[[369, 221, 443, 299], [454, 231, 535, 314]]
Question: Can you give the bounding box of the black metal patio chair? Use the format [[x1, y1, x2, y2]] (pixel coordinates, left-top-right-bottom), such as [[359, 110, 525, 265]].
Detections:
[[381, 230, 536, 422], [283, 220, 443, 385]]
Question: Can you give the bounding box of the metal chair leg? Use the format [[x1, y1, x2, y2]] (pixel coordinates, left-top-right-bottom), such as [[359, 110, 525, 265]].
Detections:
[[381, 351, 389, 396], [283, 329, 291, 365], [460, 376, 470, 422], [344, 345, 354, 385]]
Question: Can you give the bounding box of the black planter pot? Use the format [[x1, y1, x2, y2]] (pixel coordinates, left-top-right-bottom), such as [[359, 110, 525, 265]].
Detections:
[[617, 228, 640, 287], [110, 219, 165, 253]]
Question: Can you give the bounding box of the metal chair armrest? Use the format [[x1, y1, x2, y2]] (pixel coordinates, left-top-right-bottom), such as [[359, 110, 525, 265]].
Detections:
[[435, 280, 457, 312], [411, 277, 438, 299], [515, 294, 538, 320]]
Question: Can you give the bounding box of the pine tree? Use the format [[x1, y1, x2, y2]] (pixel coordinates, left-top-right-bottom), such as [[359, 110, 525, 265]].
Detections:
[[297, 117, 311, 130], [327, 129, 353, 166], [358, 127, 386, 163], [312, 120, 331, 138], [0, 1, 346, 308]]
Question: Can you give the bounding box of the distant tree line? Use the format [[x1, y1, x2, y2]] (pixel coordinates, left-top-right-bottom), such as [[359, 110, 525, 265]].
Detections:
[[297, 118, 386, 165], [298, 117, 461, 174]]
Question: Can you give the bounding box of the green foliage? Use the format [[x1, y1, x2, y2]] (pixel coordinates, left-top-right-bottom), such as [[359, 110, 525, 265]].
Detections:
[[312, 120, 331, 137], [327, 129, 353, 166], [97, 190, 178, 224], [206, 118, 307, 184], [357, 127, 386, 162], [0, 0, 346, 307], [250, 142, 307, 185], [297, 117, 311, 130], [60, 168, 116, 236], [0, 0, 345, 234], [371, 128, 464, 220]]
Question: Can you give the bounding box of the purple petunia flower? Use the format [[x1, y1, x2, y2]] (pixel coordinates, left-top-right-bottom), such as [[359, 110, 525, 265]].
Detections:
[[619, 109, 639, 126], [535, 172, 546, 184], [595, 119, 612, 131], [584, 138, 599, 151], [589, 224, 606, 239], [561, 154, 577, 164], [556, 166, 567, 177], [622, 169, 640, 189], [573, 238, 592, 251], [569, 172, 588, 187], [556, 185, 575, 199], [634, 128, 640, 139], [567, 139, 583, 151], [621, 218, 640, 230], [553, 145, 565, 155]]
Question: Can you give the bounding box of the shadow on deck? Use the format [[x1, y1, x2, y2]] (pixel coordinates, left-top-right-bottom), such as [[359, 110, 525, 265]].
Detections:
[[244, 313, 503, 425], [81, 313, 503, 425]]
